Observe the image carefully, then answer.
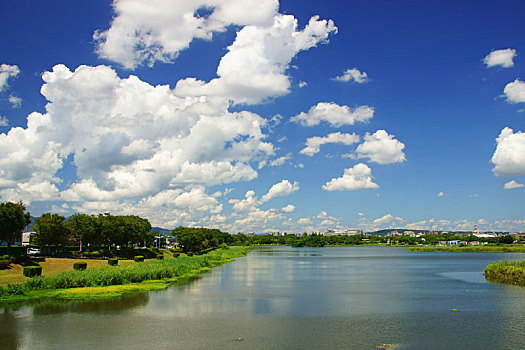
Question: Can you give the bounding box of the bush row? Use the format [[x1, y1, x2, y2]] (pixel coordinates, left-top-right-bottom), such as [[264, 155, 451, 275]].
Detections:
[[0, 247, 250, 298]]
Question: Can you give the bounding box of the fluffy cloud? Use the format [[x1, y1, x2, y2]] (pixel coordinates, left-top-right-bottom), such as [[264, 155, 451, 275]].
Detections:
[[291, 102, 374, 127], [281, 204, 295, 213], [0, 64, 274, 207], [322, 163, 379, 191], [0, 116, 7, 126], [483, 48, 516, 68], [229, 179, 298, 213], [491, 127, 525, 176], [437, 191, 450, 197], [229, 190, 259, 212], [0, 64, 19, 91], [354, 130, 406, 164], [503, 79, 525, 104], [300, 132, 359, 156], [332, 67, 368, 83], [504, 180, 524, 189], [94, 0, 279, 69], [373, 213, 403, 225], [261, 179, 299, 202], [175, 14, 337, 104]]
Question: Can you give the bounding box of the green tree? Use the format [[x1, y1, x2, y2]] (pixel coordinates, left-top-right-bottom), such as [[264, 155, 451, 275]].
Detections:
[[499, 235, 515, 244], [0, 201, 31, 253], [34, 213, 71, 246], [69, 213, 98, 250]]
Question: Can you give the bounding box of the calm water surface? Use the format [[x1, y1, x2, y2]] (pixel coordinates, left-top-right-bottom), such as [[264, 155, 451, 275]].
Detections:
[[2, 246, 525, 349]]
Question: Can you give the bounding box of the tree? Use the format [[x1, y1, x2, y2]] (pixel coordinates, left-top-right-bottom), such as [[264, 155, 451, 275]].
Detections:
[[34, 213, 71, 246], [499, 235, 515, 244], [69, 213, 98, 250], [0, 201, 31, 253]]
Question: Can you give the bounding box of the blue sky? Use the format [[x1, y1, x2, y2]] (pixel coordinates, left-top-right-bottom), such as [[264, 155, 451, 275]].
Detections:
[[0, 0, 524, 233]]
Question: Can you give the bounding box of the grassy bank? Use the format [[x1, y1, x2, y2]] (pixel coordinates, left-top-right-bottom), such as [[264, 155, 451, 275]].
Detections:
[[406, 245, 525, 253], [0, 246, 251, 304], [0, 258, 135, 286], [485, 260, 525, 286]]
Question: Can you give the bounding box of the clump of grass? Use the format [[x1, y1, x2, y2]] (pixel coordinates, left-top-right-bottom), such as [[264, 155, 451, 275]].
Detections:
[[0, 246, 250, 300], [485, 260, 525, 286]]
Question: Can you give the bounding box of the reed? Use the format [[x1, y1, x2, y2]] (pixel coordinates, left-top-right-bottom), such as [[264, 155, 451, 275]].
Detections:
[[485, 260, 525, 286]]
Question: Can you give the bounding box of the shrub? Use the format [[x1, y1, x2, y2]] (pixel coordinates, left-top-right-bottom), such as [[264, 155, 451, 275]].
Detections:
[[134, 255, 145, 262], [23, 266, 42, 277], [156, 254, 164, 260], [108, 258, 118, 266], [172, 253, 180, 258], [0, 259, 10, 270], [73, 262, 87, 271], [186, 252, 193, 257]]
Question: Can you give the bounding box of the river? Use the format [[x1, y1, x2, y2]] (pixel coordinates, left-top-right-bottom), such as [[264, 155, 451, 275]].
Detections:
[[2, 246, 525, 349]]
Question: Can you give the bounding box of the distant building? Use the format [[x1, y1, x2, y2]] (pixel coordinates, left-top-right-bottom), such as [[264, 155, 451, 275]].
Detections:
[[323, 229, 363, 236]]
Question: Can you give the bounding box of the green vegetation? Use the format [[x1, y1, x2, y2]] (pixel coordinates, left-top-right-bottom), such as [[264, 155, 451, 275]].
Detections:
[[171, 226, 236, 253], [73, 262, 87, 271], [407, 246, 525, 253], [108, 258, 118, 266], [0, 201, 31, 254], [0, 246, 250, 304], [134, 256, 144, 262], [485, 260, 525, 286], [23, 266, 42, 277]]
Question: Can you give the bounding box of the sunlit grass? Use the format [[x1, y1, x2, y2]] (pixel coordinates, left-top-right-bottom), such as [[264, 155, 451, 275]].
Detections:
[[0, 246, 250, 303]]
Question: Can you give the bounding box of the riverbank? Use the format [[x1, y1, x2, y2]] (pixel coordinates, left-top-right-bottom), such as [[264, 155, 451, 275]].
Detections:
[[485, 260, 525, 286], [406, 245, 525, 253], [0, 246, 251, 305]]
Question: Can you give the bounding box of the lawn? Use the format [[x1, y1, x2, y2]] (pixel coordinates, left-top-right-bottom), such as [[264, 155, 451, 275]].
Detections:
[[0, 258, 135, 286]]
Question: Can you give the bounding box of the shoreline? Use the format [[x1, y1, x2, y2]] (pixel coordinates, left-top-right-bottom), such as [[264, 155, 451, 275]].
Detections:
[[0, 246, 251, 306], [406, 245, 525, 253]]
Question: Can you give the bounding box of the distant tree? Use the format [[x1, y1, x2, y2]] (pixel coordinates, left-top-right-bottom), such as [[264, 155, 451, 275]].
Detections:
[[34, 213, 71, 246], [499, 235, 515, 244], [0, 201, 31, 253]]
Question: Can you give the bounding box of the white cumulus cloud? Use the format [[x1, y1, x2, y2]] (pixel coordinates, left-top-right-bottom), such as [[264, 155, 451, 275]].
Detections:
[[300, 132, 360, 156], [322, 163, 379, 191], [354, 130, 406, 164], [491, 127, 525, 176], [503, 79, 525, 104], [291, 102, 374, 127], [281, 204, 295, 213], [332, 67, 368, 83], [261, 179, 299, 202], [0, 64, 274, 207], [0, 116, 8, 126], [504, 180, 524, 189], [175, 14, 337, 104], [93, 0, 279, 69], [483, 48, 517, 68], [0, 64, 19, 91], [373, 213, 403, 225]]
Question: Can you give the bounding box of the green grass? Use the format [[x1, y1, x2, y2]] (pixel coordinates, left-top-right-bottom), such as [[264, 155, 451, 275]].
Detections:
[[0, 246, 251, 304], [485, 260, 525, 286], [406, 245, 525, 253]]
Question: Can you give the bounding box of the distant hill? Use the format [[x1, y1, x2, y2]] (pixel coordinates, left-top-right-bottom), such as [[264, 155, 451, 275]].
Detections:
[[149, 227, 172, 236]]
